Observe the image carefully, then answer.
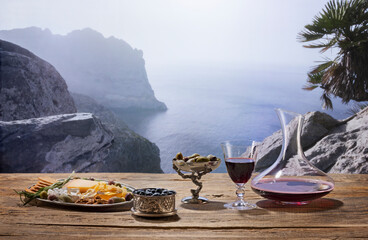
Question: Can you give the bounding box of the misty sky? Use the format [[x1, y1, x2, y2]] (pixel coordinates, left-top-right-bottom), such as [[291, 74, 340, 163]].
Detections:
[[0, 0, 330, 72]]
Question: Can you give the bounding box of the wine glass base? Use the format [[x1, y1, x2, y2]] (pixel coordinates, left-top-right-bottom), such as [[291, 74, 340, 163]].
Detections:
[[181, 196, 209, 204], [224, 200, 256, 210]]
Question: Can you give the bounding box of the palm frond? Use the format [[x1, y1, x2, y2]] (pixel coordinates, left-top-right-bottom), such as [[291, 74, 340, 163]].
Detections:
[[302, 40, 334, 49], [321, 93, 334, 109], [303, 85, 319, 91], [306, 71, 324, 84], [310, 61, 335, 74], [299, 0, 368, 108], [298, 29, 325, 42]]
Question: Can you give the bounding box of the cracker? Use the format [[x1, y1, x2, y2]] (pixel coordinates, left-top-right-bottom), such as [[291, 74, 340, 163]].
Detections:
[[36, 183, 48, 188], [29, 186, 38, 191], [38, 177, 57, 184], [38, 179, 52, 184], [25, 188, 35, 193]]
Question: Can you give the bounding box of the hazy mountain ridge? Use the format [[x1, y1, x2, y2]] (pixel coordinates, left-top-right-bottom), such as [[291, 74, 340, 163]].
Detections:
[[0, 27, 167, 111]]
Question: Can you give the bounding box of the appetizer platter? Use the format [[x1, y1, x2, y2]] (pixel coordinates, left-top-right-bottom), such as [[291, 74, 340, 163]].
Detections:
[[16, 172, 134, 210]]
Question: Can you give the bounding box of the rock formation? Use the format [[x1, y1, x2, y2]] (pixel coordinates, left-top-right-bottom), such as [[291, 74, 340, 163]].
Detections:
[[0, 40, 163, 173], [71, 92, 163, 173], [0, 112, 163, 173], [0, 39, 76, 121], [0, 27, 167, 111], [307, 107, 368, 174], [0, 113, 113, 173], [255, 108, 368, 174], [255, 111, 341, 171]]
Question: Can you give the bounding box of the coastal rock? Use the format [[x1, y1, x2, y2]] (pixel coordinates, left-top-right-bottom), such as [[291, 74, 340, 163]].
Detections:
[[71, 93, 163, 173], [255, 111, 340, 171], [71, 92, 128, 130], [0, 102, 164, 173], [0, 39, 76, 121], [0, 27, 167, 111], [256, 108, 368, 174], [301, 111, 340, 148], [0, 113, 113, 173], [306, 107, 368, 174]]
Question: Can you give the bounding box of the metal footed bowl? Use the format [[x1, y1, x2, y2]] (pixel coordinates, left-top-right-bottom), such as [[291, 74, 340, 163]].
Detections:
[[173, 158, 221, 204], [132, 188, 176, 217], [172, 159, 221, 173]]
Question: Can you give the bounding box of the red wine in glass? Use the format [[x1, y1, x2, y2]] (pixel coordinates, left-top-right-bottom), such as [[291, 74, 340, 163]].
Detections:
[[222, 140, 258, 210], [225, 158, 255, 184], [251, 178, 334, 203]]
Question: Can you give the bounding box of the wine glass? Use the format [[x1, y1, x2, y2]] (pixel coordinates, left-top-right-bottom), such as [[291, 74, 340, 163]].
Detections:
[[221, 140, 258, 210]]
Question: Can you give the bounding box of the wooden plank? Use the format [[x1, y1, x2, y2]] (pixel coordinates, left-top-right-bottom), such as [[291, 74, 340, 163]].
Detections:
[[1, 224, 368, 239], [1, 173, 368, 239]]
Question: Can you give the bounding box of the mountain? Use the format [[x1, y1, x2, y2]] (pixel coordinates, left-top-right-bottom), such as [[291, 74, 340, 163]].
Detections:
[[0, 27, 167, 111], [0, 39, 162, 173], [0, 39, 76, 121]]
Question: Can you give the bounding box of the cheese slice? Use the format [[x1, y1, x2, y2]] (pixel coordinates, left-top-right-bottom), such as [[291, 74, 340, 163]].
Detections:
[[64, 179, 98, 193], [93, 182, 128, 200]]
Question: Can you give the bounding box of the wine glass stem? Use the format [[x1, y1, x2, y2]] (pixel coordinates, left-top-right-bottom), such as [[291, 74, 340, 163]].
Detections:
[[236, 186, 245, 203]]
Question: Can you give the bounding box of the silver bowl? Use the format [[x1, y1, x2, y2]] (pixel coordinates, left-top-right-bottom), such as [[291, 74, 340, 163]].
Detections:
[[132, 189, 176, 217]]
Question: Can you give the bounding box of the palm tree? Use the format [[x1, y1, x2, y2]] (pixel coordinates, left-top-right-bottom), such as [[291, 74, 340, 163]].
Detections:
[[298, 0, 368, 109]]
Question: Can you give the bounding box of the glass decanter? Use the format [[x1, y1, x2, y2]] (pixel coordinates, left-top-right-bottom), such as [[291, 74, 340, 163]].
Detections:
[[251, 108, 334, 205]]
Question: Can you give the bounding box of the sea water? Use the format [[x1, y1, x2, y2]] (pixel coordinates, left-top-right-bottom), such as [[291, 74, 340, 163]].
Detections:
[[115, 66, 353, 173]]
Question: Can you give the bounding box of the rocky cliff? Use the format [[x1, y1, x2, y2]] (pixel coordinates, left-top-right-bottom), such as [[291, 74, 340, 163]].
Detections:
[[0, 112, 163, 173], [0, 113, 113, 172], [0, 27, 167, 111], [0, 40, 76, 120], [71, 92, 163, 173], [307, 108, 368, 174], [0, 40, 162, 173], [256, 108, 368, 174]]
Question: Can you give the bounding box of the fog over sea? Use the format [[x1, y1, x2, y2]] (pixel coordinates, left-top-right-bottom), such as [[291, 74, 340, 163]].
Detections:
[[116, 66, 353, 173]]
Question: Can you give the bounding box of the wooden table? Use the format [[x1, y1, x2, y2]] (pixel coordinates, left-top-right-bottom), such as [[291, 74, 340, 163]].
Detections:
[[1, 173, 368, 239]]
